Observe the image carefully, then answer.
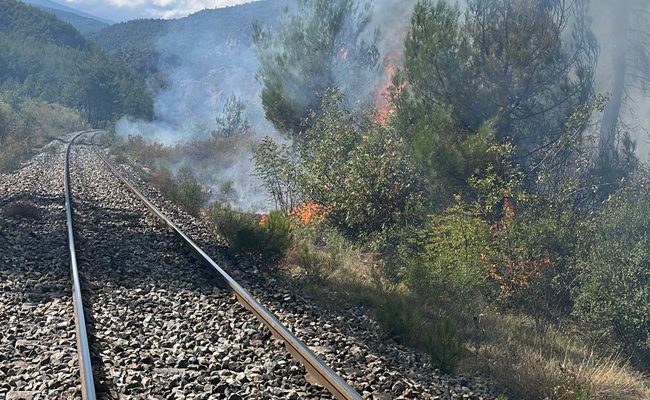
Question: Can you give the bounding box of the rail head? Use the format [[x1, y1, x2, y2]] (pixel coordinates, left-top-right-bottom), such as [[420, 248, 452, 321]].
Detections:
[[91, 131, 363, 400], [64, 131, 98, 400]]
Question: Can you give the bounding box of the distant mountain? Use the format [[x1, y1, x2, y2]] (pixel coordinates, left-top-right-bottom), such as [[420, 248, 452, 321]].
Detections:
[[21, 0, 113, 26], [38, 5, 109, 33]]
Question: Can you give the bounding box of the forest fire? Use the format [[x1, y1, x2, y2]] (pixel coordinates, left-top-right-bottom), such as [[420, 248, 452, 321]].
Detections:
[[375, 51, 404, 125], [288, 203, 328, 225], [258, 203, 328, 226]]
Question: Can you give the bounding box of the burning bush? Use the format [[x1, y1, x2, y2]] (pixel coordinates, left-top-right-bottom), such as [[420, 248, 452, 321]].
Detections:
[[255, 89, 421, 239]]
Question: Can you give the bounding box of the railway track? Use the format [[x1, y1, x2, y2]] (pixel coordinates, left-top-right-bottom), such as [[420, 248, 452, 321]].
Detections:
[[62, 131, 360, 399], [1, 131, 495, 400]]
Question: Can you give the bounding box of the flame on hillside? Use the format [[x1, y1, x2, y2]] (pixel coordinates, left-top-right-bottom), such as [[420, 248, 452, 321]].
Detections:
[[258, 203, 328, 226], [375, 52, 405, 126]]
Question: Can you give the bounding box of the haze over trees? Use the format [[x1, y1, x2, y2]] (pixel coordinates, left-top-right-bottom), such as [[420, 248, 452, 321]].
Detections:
[[253, 0, 380, 139], [592, 0, 650, 163]]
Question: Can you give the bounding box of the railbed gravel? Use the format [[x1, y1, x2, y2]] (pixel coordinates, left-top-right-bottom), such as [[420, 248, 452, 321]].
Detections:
[[95, 133, 497, 400], [70, 138, 331, 399], [0, 134, 81, 400]]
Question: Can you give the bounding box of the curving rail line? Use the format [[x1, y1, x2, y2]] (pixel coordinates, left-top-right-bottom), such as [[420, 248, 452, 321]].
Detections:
[[64, 131, 97, 400], [64, 131, 362, 400]]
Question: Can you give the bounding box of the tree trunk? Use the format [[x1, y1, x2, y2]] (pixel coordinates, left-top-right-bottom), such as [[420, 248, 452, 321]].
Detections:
[[599, 0, 631, 160]]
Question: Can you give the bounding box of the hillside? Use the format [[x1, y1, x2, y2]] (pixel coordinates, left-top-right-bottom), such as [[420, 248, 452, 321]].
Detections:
[[21, 0, 113, 24], [90, 0, 284, 78], [1, 0, 87, 48], [0, 0, 152, 125], [38, 6, 109, 33]]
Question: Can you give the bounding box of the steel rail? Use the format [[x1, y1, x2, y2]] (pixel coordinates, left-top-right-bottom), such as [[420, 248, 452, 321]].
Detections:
[[90, 132, 363, 400], [64, 131, 97, 400]]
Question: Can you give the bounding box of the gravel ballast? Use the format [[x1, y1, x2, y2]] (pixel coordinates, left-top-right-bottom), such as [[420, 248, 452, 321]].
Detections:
[[69, 137, 330, 399], [0, 135, 81, 399]]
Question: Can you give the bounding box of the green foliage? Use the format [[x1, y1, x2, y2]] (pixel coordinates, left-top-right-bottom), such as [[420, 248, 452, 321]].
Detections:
[[212, 206, 293, 266], [404, 202, 493, 317], [168, 166, 210, 216], [573, 181, 650, 362], [397, 0, 597, 198], [0, 97, 86, 171], [213, 95, 251, 138], [0, 100, 12, 143], [38, 6, 109, 34], [254, 136, 302, 212], [0, 0, 86, 48], [423, 318, 464, 374], [297, 241, 341, 281], [0, 0, 153, 126], [297, 90, 420, 237], [254, 89, 422, 237], [253, 0, 379, 139], [376, 297, 463, 373], [375, 296, 419, 342], [486, 205, 584, 328], [149, 165, 209, 217], [125, 135, 167, 166]]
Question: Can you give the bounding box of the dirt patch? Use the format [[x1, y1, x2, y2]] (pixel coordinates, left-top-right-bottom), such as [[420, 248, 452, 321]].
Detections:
[[3, 202, 42, 220]]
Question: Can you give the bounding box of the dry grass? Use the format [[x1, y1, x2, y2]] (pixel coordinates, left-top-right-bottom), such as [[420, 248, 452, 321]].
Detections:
[[283, 227, 389, 306], [282, 227, 650, 400], [473, 314, 650, 400]]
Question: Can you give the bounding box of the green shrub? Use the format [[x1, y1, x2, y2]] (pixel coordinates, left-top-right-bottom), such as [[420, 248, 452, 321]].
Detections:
[[423, 318, 464, 374], [212, 205, 292, 267], [0, 97, 86, 171], [573, 182, 650, 363], [376, 297, 464, 374], [259, 210, 293, 264], [166, 166, 210, 216], [486, 204, 584, 329], [149, 165, 209, 217], [375, 296, 419, 342], [404, 204, 493, 318], [297, 241, 341, 281]]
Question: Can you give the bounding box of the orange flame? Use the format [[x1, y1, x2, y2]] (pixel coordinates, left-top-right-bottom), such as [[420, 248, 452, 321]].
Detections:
[[375, 51, 405, 125], [257, 203, 328, 226], [289, 203, 328, 225]]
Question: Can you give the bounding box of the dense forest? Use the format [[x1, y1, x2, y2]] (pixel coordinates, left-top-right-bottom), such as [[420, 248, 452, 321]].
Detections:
[[21, 0, 111, 33], [0, 0, 152, 126], [0, 0, 152, 171]]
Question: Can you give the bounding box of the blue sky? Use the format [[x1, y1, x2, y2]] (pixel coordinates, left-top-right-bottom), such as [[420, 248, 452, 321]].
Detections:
[[60, 0, 256, 22]]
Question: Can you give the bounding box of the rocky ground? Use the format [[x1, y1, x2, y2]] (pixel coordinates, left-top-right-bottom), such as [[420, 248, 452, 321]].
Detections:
[[0, 134, 81, 399], [0, 132, 497, 399]]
